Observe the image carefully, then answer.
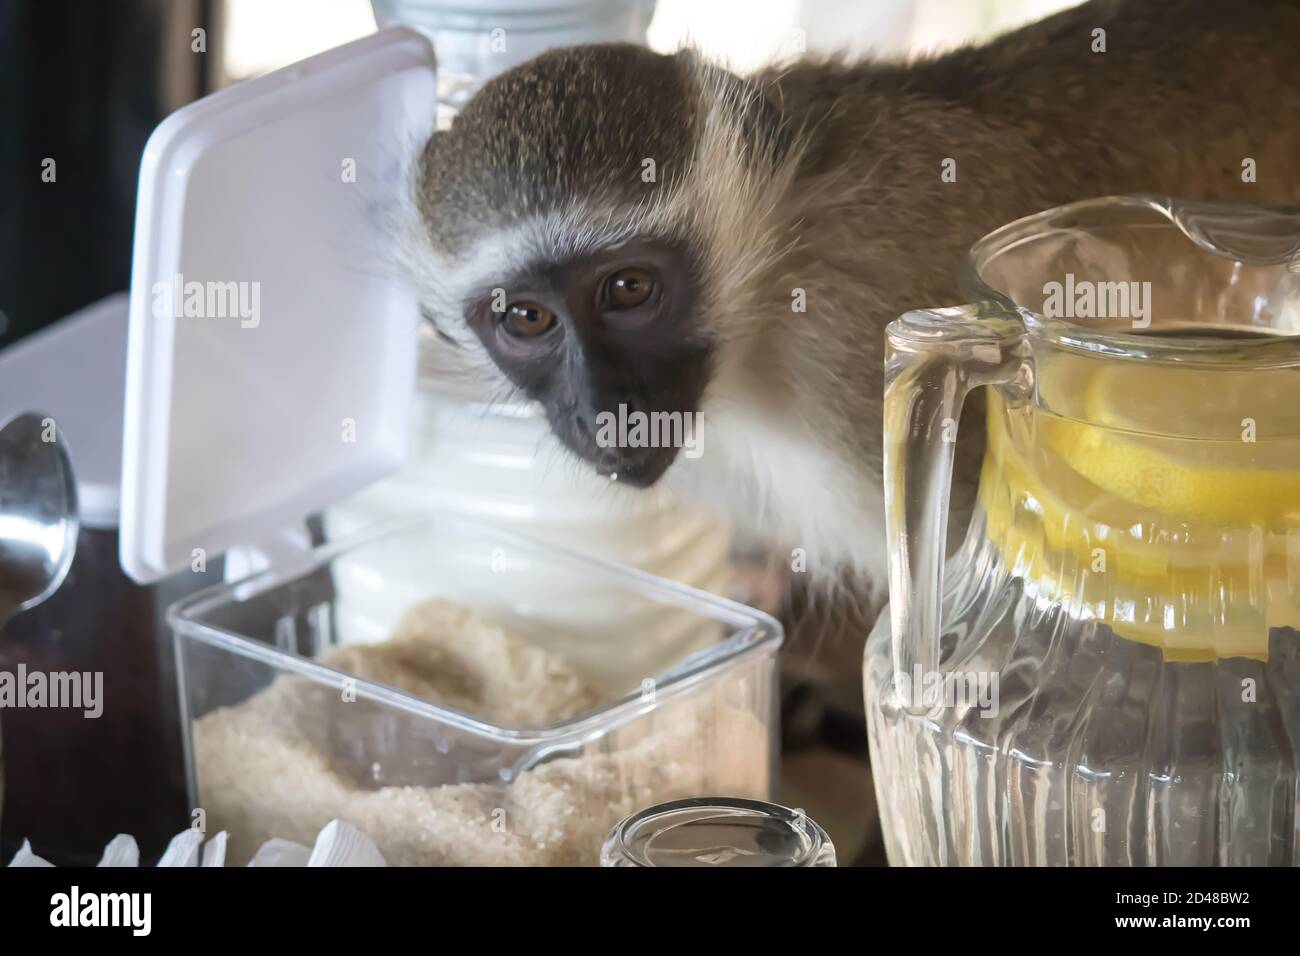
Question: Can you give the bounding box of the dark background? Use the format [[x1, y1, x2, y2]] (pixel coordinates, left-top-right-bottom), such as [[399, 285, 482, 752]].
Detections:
[[0, 0, 222, 865], [0, 0, 219, 349]]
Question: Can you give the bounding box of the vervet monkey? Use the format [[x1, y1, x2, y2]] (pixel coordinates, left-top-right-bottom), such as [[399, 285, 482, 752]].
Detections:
[[411, 0, 1300, 603]]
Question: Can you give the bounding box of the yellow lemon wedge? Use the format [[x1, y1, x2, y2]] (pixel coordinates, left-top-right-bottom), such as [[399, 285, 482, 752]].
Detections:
[[979, 364, 1300, 662], [1052, 364, 1300, 527]]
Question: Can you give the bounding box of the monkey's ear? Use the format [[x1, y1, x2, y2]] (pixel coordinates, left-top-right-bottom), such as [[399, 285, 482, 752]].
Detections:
[[415, 129, 448, 206], [419, 128, 445, 165], [676, 48, 792, 166]]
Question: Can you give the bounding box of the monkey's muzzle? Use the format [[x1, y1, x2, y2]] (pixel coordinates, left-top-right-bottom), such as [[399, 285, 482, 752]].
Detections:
[[594, 445, 679, 488]]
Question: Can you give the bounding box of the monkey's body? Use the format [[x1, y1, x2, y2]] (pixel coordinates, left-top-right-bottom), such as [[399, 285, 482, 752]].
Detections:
[[414, 0, 1300, 598]]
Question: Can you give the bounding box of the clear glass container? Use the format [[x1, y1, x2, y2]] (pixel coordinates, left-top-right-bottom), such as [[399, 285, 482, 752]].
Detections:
[[867, 195, 1300, 866], [601, 797, 836, 867], [171, 513, 779, 866]]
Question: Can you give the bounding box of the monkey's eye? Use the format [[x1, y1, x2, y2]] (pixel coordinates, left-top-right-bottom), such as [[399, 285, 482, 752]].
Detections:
[[503, 301, 557, 338], [604, 267, 656, 310]]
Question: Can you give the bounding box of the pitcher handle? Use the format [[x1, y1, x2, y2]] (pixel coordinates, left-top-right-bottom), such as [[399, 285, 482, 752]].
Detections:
[[883, 305, 1026, 712]]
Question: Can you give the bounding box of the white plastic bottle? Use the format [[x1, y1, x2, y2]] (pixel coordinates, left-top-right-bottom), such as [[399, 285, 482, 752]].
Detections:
[[371, 0, 658, 121]]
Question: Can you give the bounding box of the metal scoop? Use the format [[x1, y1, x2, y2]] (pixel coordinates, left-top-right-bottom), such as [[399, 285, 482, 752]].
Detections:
[[0, 412, 79, 626]]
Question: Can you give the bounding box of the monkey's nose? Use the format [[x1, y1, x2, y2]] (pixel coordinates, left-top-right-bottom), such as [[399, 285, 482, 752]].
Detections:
[[602, 447, 676, 488], [595, 449, 620, 477]]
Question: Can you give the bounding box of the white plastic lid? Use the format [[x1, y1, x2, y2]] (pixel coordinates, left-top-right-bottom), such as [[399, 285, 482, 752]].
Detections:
[[0, 293, 129, 530], [120, 27, 438, 583]]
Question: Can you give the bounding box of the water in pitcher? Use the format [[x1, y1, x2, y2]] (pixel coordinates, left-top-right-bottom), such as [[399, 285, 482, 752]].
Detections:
[[867, 197, 1300, 866]]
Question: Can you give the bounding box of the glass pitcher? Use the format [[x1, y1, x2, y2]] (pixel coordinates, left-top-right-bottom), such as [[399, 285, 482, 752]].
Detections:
[[865, 195, 1300, 866]]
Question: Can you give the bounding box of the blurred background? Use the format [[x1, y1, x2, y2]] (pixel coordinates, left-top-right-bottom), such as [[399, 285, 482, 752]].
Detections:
[[224, 0, 1080, 82], [0, 0, 1080, 866], [0, 0, 1080, 352]]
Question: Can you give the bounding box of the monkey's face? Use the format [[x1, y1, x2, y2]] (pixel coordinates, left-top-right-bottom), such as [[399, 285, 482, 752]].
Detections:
[[414, 44, 785, 488], [463, 238, 710, 487]]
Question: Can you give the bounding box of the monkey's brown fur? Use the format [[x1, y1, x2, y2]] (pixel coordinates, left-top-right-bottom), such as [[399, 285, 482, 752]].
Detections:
[[414, 0, 1300, 598]]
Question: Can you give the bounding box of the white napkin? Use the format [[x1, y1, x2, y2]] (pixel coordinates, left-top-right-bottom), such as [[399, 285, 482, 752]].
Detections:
[[305, 820, 387, 867], [246, 838, 312, 868], [7, 840, 53, 867], [97, 834, 140, 867], [7, 819, 386, 867], [156, 829, 205, 867]]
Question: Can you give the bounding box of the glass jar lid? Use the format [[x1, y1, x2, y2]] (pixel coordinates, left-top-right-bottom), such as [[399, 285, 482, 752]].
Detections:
[[601, 798, 835, 867]]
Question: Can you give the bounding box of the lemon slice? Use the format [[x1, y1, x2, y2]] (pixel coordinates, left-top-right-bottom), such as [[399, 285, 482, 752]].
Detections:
[[980, 382, 1300, 662], [1045, 364, 1300, 528]]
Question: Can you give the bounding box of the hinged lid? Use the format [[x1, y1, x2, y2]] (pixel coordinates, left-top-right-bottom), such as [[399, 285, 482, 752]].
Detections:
[[121, 28, 437, 583]]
